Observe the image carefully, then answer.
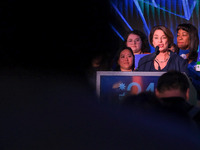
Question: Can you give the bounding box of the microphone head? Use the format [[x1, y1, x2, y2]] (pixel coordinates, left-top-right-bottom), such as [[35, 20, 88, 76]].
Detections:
[[155, 46, 160, 56]]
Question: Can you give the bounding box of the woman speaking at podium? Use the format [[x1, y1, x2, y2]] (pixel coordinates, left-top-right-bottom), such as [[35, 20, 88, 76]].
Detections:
[[137, 25, 188, 73]]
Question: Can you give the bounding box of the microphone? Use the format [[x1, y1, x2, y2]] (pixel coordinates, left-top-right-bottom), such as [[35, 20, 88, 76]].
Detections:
[[135, 46, 160, 71], [155, 46, 160, 57], [154, 46, 161, 71]]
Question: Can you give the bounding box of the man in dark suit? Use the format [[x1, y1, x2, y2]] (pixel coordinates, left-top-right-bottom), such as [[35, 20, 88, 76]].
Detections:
[[155, 70, 200, 128]]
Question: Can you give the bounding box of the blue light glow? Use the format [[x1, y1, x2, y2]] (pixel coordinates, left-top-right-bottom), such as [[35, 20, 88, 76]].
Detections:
[[110, 0, 199, 53], [110, 24, 125, 41], [110, 1, 133, 31]]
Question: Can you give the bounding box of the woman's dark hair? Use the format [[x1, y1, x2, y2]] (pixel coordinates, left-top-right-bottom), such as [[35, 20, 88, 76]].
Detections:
[[169, 43, 180, 54], [124, 30, 150, 53], [149, 25, 174, 48], [113, 46, 135, 71], [177, 23, 199, 62]]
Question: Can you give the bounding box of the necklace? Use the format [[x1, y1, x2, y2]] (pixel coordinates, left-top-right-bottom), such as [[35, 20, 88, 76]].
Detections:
[[155, 55, 170, 63]]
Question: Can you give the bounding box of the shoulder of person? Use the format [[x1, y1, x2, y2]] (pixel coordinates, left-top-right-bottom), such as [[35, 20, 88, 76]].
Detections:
[[188, 105, 200, 119], [139, 52, 154, 61], [170, 51, 187, 62]]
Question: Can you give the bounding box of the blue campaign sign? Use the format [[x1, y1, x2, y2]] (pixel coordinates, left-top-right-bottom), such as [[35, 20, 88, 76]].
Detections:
[[96, 71, 165, 103]]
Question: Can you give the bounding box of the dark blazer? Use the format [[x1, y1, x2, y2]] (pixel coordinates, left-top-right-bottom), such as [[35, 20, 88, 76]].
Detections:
[[137, 51, 188, 74]]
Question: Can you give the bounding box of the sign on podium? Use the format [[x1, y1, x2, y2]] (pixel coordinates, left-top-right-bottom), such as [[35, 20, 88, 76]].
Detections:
[[96, 71, 165, 103]]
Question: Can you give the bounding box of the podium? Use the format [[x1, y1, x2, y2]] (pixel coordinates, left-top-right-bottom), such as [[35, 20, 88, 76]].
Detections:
[[96, 71, 165, 103], [96, 71, 197, 105]]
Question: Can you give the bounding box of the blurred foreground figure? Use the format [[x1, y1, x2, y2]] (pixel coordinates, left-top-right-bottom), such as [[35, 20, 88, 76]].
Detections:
[[1, 69, 200, 150], [155, 71, 200, 128]]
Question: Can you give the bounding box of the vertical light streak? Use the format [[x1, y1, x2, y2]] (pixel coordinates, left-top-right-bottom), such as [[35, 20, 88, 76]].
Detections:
[[133, 0, 150, 35], [110, 24, 125, 41], [110, 1, 133, 30]]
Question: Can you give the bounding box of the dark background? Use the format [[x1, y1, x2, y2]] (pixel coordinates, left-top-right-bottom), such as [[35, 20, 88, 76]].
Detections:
[[0, 0, 117, 76]]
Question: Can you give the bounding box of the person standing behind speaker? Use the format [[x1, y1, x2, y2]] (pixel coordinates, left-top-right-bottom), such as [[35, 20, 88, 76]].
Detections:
[[112, 46, 135, 71], [177, 23, 200, 100], [125, 30, 150, 55], [137, 25, 188, 73], [177, 23, 199, 66], [124, 30, 150, 69]]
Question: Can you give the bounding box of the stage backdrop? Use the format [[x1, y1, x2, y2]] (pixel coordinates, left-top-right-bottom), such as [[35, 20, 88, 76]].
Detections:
[[110, 0, 200, 58]]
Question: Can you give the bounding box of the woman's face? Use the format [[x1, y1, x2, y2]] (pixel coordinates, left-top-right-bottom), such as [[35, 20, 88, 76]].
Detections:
[[126, 34, 142, 54], [152, 29, 169, 52], [118, 49, 134, 71], [177, 29, 190, 50]]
